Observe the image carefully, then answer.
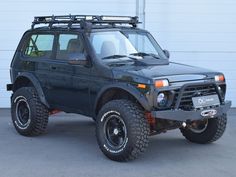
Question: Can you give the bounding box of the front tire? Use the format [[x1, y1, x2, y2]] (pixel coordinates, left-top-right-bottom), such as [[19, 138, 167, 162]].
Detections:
[[180, 115, 227, 144], [11, 87, 49, 136], [96, 99, 150, 161]]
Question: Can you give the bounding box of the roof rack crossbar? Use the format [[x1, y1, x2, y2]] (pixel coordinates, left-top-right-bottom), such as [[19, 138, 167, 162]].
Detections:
[[31, 15, 139, 29]]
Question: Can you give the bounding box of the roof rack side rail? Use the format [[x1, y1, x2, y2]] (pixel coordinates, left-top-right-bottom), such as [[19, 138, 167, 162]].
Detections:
[[31, 15, 140, 29]]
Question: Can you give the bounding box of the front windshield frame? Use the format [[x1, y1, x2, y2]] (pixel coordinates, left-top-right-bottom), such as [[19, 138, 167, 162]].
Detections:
[[88, 29, 168, 62]]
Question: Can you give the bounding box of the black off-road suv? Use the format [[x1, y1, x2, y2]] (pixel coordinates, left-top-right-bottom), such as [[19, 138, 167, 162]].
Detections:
[[7, 15, 231, 161]]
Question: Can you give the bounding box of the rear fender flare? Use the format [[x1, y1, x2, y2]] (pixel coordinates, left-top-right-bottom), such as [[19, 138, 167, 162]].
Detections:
[[13, 72, 49, 108]]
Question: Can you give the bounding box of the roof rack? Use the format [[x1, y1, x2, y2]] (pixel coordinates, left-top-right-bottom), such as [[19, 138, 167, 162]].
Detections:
[[31, 15, 139, 29]]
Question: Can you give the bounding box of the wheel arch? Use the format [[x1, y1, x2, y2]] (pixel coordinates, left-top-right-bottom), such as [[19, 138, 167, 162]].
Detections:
[[12, 72, 49, 108], [94, 84, 151, 116]]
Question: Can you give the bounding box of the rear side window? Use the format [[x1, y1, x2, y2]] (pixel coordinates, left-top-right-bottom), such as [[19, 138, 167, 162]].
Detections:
[[24, 34, 54, 58]]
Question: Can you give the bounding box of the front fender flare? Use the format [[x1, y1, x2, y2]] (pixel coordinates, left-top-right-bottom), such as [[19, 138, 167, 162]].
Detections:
[[94, 83, 152, 113]]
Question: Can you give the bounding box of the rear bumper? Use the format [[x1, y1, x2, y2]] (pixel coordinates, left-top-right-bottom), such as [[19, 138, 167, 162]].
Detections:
[[151, 101, 231, 121], [6, 84, 13, 91]]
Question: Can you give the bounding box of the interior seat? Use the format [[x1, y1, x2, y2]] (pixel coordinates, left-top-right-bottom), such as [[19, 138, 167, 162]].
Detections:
[[100, 41, 116, 58]]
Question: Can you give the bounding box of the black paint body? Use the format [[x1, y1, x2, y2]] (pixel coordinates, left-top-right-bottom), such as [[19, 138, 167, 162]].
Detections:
[[8, 26, 231, 120]]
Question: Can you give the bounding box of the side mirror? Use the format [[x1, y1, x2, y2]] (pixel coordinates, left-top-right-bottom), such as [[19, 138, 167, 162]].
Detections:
[[68, 53, 87, 65], [163, 49, 170, 59]]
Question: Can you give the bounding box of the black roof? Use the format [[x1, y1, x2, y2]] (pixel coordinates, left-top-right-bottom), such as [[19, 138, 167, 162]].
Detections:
[[31, 25, 146, 32]]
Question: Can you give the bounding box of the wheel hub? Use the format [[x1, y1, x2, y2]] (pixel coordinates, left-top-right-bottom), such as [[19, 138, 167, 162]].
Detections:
[[113, 128, 119, 135], [190, 119, 208, 133]]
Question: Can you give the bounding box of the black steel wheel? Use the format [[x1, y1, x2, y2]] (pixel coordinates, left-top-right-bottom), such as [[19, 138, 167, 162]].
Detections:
[[104, 114, 127, 149], [15, 97, 31, 127]]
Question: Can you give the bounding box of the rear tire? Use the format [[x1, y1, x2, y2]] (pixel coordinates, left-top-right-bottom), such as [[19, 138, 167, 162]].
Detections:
[[96, 99, 150, 161], [11, 87, 49, 136], [180, 115, 227, 144]]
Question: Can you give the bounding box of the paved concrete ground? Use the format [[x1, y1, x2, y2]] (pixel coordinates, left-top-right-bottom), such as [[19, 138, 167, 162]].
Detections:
[[0, 108, 235, 177]]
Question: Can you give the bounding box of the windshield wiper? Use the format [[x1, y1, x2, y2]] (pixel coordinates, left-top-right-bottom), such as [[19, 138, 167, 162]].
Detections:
[[129, 52, 160, 59], [102, 55, 127, 60], [129, 52, 148, 57]]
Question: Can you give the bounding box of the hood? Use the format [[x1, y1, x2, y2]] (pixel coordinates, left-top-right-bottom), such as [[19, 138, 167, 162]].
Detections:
[[112, 61, 220, 83]]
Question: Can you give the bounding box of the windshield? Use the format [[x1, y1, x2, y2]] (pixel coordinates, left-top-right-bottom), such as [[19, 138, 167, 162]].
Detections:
[[89, 31, 167, 61]]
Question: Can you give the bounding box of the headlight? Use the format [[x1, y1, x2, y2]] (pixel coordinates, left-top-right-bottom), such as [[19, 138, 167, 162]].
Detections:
[[155, 79, 169, 88], [157, 92, 168, 107], [215, 75, 225, 82]]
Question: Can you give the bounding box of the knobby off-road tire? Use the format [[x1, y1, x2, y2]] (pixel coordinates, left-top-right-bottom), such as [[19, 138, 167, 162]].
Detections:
[[180, 115, 227, 144], [96, 99, 150, 161], [11, 87, 49, 136]]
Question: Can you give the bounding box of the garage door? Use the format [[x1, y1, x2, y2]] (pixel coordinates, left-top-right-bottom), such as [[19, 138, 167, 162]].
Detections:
[[1, 0, 235, 107], [0, 0, 136, 107], [145, 0, 236, 106]]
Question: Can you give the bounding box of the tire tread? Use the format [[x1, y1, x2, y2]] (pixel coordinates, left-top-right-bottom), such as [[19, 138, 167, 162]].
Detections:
[[180, 115, 227, 144], [96, 99, 149, 161]]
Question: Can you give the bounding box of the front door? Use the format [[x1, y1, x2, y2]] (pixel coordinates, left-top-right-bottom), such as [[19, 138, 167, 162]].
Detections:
[[49, 33, 91, 114]]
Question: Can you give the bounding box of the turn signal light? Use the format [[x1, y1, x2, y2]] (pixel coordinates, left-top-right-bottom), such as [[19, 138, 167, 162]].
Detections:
[[155, 79, 169, 88], [137, 83, 147, 89], [215, 75, 225, 82]]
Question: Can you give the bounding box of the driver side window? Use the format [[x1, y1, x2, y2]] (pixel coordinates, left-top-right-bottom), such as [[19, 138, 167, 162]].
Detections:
[[56, 34, 85, 60]]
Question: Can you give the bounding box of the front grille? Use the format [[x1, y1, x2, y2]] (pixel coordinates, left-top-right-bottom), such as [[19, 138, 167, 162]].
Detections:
[[173, 84, 218, 110]]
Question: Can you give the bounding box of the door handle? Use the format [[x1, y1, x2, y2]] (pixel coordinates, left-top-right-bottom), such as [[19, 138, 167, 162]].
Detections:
[[50, 66, 57, 70]]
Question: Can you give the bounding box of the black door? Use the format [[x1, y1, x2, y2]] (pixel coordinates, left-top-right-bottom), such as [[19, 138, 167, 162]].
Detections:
[[48, 33, 91, 114], [22, 32, 92, 114]]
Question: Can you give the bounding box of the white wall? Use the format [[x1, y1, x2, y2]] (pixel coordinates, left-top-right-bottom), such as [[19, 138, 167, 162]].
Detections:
[[145, 0, 236, 106], [0, 0, 136, 107], [0, 0, 235, 107]]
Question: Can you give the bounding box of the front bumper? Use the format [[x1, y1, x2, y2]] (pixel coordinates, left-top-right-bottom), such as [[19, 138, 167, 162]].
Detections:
[[151, 101, 231, 121]]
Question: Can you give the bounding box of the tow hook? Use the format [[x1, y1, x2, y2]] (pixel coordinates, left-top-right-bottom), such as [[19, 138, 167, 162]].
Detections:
[[182, 122, 187, 128], [49, 109, 61, 115], [201, 109, 217, 118]]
